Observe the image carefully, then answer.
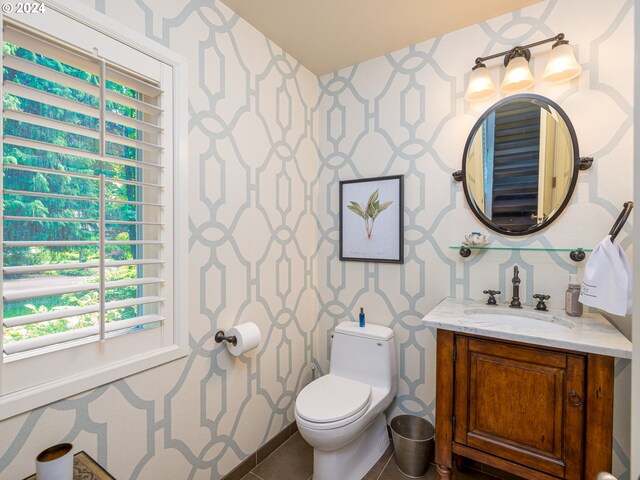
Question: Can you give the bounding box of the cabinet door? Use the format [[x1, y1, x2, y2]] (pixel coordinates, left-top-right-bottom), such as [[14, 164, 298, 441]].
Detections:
[[454, 336, 584, 479]]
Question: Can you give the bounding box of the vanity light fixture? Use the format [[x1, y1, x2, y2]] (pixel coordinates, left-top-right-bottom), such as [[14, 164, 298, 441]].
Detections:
[[464, 33, 582, 102]]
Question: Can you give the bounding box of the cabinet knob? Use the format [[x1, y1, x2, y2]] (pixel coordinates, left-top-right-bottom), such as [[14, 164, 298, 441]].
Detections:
[[568, 391, 583, 407]]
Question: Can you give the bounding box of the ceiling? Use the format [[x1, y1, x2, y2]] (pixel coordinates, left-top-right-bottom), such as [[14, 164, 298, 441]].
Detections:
[[219, 0, 544, 75]]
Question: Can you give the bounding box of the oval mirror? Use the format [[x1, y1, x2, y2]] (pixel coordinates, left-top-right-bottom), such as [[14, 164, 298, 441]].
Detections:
[[462, 94, 580, 235]]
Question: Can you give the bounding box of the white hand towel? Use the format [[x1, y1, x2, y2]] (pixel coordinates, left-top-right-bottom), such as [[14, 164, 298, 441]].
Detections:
[[579, 235, 632, 316]]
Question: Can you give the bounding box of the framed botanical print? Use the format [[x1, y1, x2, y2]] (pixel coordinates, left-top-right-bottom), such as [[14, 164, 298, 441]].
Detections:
[[339, 175, 404, 263]]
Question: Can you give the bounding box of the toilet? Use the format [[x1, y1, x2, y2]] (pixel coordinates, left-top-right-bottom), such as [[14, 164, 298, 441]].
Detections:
[[295, 322, 397, 480]]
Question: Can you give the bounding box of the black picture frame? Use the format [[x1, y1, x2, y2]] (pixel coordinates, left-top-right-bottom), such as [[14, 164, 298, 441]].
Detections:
[[339, 175, 404, 263]]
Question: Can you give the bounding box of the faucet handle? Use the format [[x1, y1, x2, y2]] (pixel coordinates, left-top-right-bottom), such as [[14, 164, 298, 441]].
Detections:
[[483, 289, 501, 305], [533, 293, 550, 311]]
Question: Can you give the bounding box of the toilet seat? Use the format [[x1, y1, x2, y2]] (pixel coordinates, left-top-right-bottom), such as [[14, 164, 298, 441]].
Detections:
[[295, 374, 371, 428]]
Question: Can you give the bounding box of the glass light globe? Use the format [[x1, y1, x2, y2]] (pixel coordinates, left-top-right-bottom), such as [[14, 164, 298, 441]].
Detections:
[[464, 65, 497, 102], [542, 43, 582, 84], [500, 56, 535, 93]]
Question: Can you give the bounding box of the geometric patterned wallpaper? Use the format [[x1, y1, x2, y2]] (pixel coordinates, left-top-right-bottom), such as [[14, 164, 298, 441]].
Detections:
[[0, 0, 634, 478], [313, 0, 633, 477], [0, 0, 320, 478]]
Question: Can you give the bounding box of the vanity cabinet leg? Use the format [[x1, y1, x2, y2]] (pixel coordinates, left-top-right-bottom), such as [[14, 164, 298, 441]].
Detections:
[[435, 330, 455, 480], [437, 464, 452, 480]]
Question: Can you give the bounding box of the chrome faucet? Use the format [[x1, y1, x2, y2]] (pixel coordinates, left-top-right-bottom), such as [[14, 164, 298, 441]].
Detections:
[[509, 266, 522, 308]]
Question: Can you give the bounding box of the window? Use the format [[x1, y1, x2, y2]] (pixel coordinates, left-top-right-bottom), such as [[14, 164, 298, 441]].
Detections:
[[0, 2, 188, 419]]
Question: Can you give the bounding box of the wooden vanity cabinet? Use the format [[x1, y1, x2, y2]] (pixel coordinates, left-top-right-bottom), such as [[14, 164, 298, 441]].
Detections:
[[435, 330, 614, 480]]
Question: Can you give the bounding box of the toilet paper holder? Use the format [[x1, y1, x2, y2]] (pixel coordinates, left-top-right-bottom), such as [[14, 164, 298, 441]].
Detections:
[[215, 322, 261, 356], [214, 330, 237, 346]]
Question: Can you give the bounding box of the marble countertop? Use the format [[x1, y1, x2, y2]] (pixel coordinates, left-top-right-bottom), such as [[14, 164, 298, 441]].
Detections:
[[422, 297, 632, 359]]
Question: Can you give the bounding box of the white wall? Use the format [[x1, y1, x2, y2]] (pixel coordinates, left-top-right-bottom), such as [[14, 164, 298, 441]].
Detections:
[[631, 0, 639, 475]]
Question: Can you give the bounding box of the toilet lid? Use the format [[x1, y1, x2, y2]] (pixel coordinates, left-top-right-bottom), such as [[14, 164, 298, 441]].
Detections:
[[295, 375, 372, 423]]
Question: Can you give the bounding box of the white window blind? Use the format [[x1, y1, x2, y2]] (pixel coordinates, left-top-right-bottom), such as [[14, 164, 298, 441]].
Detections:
[[0, 3, 186, 416]]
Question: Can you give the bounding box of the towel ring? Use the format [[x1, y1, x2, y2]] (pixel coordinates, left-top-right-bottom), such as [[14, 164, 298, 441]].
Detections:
[[609, 202, 633, 242]]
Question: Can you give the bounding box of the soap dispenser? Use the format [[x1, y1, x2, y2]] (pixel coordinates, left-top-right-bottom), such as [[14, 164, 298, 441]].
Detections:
[[565, 275, 583, 317]]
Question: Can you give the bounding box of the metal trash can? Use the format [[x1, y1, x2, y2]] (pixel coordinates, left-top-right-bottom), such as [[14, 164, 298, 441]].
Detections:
[[390, 415, 435, 478]]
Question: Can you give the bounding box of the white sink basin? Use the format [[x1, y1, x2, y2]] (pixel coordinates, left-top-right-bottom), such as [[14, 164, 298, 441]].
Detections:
[[463, 307, 575, 331]]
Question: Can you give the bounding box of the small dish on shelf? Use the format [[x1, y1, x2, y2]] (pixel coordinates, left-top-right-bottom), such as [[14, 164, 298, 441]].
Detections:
[[461, 240, 490, 248], [462, 232, 489, 247]]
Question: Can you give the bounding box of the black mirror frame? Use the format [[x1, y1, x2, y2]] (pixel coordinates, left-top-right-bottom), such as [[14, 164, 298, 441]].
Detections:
[[460, 94, 580, 236]]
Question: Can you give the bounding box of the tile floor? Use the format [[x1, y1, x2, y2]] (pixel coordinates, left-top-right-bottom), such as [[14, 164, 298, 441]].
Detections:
[[240, 431, 498, 480]]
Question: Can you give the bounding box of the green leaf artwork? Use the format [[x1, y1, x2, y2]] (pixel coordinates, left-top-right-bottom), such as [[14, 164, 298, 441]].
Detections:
[[346, 189, 393, 240]]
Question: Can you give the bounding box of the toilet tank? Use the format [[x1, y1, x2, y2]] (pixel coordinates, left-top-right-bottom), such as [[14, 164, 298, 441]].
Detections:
[[330, 322, 397, 391]]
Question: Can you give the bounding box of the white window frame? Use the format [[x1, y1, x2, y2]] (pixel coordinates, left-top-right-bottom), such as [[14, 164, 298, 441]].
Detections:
[[0, 0, 189, 420]]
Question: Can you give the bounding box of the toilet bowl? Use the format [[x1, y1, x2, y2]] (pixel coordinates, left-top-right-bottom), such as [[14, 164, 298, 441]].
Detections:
[[295, 322, 397, 480]]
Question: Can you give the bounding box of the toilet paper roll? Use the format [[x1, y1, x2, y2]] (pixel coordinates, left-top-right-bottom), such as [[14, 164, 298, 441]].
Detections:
[[227, 322, 261, 356]]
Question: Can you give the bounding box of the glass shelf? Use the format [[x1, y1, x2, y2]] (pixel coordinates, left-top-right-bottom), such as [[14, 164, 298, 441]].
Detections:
[[449, 246, 593, 252], [449, 246, 592, 261]]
